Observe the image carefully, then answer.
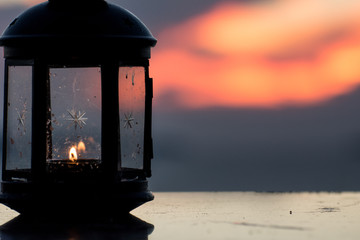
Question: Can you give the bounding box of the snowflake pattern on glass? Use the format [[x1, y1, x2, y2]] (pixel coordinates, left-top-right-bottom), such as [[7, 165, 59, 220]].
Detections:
[[16, 99, 27, 134], [122, 112, 135, 129], [65, 109, 88, 130], [17, 110, 25, 127]]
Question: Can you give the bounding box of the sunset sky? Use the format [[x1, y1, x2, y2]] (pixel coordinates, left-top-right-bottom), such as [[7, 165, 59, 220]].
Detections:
[[1, 0, 360, 191], [1, 0, 360, 109], [151, 0, 360, 108]]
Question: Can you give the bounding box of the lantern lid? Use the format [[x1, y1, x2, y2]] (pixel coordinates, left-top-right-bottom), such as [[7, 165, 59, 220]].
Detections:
[[0, 0, 157, 58]]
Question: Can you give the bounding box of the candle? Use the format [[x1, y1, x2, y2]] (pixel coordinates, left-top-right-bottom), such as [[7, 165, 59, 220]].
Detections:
[[47, 141, 101, 174], [47, 159, 101, 175]]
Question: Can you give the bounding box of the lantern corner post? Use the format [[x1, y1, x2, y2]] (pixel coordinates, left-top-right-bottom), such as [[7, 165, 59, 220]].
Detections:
[[1, 59, 9, 182], [31, 59, 49, 183], [144, 64, 154, 178], [101, 62, 120, 182]]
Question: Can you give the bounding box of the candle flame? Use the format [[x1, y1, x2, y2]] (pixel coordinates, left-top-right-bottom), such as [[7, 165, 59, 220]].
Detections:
[[69, 146, 78, 161]]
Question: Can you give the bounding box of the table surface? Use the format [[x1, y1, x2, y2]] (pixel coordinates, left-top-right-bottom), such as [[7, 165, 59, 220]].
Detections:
[[1, 192, 360, 240]]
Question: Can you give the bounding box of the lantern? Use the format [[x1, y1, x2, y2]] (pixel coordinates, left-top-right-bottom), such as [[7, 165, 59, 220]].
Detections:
[[0, 0, 156, 215]]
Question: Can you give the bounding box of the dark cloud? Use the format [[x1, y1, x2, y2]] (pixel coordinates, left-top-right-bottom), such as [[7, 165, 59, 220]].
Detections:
[[0, 5, 25, 30], [110, 0, 270, 35], [0, 5, 27, 81], [151, 86, 360, 191], [107, 0, 220, 35]]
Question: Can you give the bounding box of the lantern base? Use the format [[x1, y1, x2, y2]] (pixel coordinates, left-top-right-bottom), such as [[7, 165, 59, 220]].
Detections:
[[0, 180, 153, 217]]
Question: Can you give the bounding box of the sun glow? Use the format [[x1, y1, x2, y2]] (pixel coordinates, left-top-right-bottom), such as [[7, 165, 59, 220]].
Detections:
[[152, 0, 360, 108]]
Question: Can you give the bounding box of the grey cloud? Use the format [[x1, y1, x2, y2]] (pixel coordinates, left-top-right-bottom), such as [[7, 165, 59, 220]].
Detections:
[[109, 0, 270, 35], [151, 86, 360, 191]]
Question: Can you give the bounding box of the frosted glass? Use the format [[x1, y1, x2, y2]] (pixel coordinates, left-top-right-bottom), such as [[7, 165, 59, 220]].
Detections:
[[119, 67, 145, 170], [6, 66, 32, 171], [47, 67, 101, 162]]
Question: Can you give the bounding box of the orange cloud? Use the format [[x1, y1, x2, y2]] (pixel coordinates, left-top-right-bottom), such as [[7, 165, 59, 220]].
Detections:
[[0, 0, 44, 7], [151, 0, 360, 108], [25, 0, 43, 6]]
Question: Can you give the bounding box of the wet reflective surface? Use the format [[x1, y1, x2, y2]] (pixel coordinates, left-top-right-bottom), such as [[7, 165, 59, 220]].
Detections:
[[1, 192, 360, 239]]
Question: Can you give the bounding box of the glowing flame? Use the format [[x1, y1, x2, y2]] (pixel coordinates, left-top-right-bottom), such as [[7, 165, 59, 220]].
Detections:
[[68, 141, 86, 161], [69, 146, 78, 161], [78, 141, 86, 153]]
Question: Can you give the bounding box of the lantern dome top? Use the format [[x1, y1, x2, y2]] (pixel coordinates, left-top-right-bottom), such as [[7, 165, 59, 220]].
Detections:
[[0, 0, 156, 58]]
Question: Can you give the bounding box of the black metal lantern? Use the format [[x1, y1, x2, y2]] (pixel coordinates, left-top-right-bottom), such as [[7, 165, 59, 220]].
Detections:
[[0, 0, 156, 216]]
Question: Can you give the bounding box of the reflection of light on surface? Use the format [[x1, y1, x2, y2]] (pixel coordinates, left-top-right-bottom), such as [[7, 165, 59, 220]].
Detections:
[[152, 0, 360, 108], [78, 141, 86, 153]]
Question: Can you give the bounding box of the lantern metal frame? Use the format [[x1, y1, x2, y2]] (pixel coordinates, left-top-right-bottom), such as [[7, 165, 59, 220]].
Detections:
[[0, 0, 156, 215]]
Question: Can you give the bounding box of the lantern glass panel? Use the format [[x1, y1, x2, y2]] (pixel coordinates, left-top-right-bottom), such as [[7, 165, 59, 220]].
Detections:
[[119, 67, 145, 170], [6, 66, 32, 171], [46, 67, 101, 165]]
